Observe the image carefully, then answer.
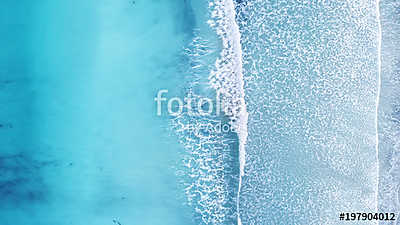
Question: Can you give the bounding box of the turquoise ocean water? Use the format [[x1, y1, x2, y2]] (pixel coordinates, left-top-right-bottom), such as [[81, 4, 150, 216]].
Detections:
[[1, 0, 398, 225], [1, 0, 196, 224]]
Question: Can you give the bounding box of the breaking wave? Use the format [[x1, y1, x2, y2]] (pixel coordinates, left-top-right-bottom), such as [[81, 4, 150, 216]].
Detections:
[[171, 0, 247, 224]]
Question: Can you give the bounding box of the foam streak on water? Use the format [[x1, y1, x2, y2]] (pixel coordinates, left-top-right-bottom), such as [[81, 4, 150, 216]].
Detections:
[[207, 0, 249, 224]]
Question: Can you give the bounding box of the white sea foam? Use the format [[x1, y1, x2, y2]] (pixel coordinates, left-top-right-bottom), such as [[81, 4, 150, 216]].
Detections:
[[207, 0, 248, 224]]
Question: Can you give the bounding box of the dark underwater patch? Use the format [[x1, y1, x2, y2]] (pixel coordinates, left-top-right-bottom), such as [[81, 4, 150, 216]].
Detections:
[[0, 154, 52, 208], [176, 0, 196, 38]]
